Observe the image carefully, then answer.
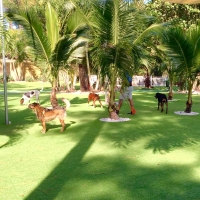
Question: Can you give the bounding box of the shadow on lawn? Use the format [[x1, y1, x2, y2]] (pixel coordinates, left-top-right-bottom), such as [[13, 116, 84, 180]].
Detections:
[[0, 106, 34, 148], [42, 120, 76, 133], [25, 119, 100, 200], [145, 133, 198, 153], [106, 126, 199, 153], [0, 132, 23, 149], [24, 127, 200, 200], [1, 92, 200, 199], [101, 100, 200, 154]]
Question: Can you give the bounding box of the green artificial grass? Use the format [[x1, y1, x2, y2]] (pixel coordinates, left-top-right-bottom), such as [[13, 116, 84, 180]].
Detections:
[[0, 82, 200, 200]]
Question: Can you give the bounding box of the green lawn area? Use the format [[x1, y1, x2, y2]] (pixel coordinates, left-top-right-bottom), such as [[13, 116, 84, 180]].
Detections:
[[0, 82, 200, 200]]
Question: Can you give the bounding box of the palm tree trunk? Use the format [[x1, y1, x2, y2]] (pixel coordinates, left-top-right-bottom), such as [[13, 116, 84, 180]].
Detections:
[[65, 71, 70, 91], [108, 72, 118, 119], [168, 79, 173, 100], [86, 42, 92, 91], [185, 82, 193, 113], [72, 74, 77, 91], [79, 64, 90, 92], [109, 82, 115, 106], [95, 67, 101, 91], [50, 78, 60, 108]]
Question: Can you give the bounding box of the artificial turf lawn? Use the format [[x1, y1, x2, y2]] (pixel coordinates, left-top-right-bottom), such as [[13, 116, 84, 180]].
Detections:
[[0, 82, 200, 200]]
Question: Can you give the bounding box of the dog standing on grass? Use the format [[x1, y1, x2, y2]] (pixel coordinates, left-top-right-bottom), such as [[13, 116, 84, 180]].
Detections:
[[155, 92, 168, 114], [20, 90, 41, 105], [28, 98, 70, 133], [88, 92, 103, 108]]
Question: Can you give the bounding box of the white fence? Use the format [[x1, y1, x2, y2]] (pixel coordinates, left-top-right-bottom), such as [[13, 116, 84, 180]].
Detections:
[[132, 76, 167, 86], [90, 75, 168, 87]]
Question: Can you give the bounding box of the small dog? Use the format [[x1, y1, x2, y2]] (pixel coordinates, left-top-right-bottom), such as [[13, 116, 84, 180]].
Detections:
[[20, 90, 40, 105], [108, 103, 119, 120], [88, 93, 103, 108], [155, 92, 168, 114], [28, 98, 70, 133]]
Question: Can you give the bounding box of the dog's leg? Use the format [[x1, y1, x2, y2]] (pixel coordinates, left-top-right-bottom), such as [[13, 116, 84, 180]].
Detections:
[[99, 99, 103, 108], [97, 97, 103, 108], [161, 102, 164, 112], [166, 102, 168, 114], [38, 91, 40, 103], [60, 119, 65, 132], [36, 94, 40, 103], [93, 98, 97, 108], [41, 121, 46, 133], [157, 102, 160, 110], [93, 100, 96, 108], [37, 95, 40, 103], [35, 91, 40, 103], [25, 99, 30, 106]]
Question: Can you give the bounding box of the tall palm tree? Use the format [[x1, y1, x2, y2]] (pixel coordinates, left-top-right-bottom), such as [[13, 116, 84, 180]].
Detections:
[[6, 1, 88, 107], [73, 0, 163, 115], [162, 25, 200, 112], [164, 63, 176, 100], [157, 57, 178, 100], [4, 29, 31, 81]]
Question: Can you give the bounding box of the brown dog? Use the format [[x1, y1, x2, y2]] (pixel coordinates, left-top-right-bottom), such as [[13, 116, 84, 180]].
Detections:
[[28, 98, 70, 133], [88, 93, 103, 108]]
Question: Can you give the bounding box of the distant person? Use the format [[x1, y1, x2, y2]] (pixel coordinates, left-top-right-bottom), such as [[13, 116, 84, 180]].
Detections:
[[116, 74, 136, 115]]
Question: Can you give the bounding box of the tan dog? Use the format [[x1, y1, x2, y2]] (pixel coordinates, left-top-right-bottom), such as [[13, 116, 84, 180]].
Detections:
[[28, 98, 70, 133], [88, 93, 103, 108]]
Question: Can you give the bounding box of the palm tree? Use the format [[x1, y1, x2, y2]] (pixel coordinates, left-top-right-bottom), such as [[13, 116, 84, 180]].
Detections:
[[6, 1, 87, 107], [73, 0, 163, 117], [162, 25, 200, 112], [164, 63, 176, 100], [157, 58, 178, 100], [4, 29, 31, 81]]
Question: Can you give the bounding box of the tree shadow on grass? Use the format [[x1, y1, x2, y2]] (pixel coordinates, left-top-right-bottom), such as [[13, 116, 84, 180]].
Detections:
[[0, 108, 35, 148], [108, 127, 199, 153], [0, 132, 23, 149], [145, 133, 198, 153], [70, 96, 88, 104], [25, 120, 100, 200], [39, 121, 76, 134], [24, 150, 200, 200], [102, 112, 200, 153]]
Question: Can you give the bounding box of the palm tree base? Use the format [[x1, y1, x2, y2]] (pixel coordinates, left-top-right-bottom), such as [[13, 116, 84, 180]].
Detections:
[[50, 88, 61, 109], [168, 95, 173, 100], [168, 92, 173, 100], [184, 100, 192, 113]]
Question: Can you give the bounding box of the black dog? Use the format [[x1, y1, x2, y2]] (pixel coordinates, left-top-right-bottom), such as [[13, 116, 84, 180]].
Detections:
[[155, 93, 168, 114]]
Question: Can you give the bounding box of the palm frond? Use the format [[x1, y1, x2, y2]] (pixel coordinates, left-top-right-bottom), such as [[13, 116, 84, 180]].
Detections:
[[188, 24, 200, 67], [6, 9, 51, 62], [45, 2, 59, 51], [163, 27, 194, 70]]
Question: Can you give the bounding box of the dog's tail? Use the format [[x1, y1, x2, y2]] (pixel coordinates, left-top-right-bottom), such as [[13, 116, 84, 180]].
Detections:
[[163, 98, 168, 103], [62, 98, 70, 109], [40, 86, 44, 92]]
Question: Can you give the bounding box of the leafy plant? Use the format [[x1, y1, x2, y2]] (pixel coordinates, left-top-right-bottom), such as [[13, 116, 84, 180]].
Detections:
[[162, 24, 200, 112]]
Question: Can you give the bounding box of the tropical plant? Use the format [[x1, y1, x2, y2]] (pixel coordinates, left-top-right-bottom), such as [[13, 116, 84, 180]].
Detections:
[[160, 60, 177, 99], [146, 0, 200, 30], [6, 1, 88, 107], [162, 24, 200, 112], [73, 0, 163, 117]]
